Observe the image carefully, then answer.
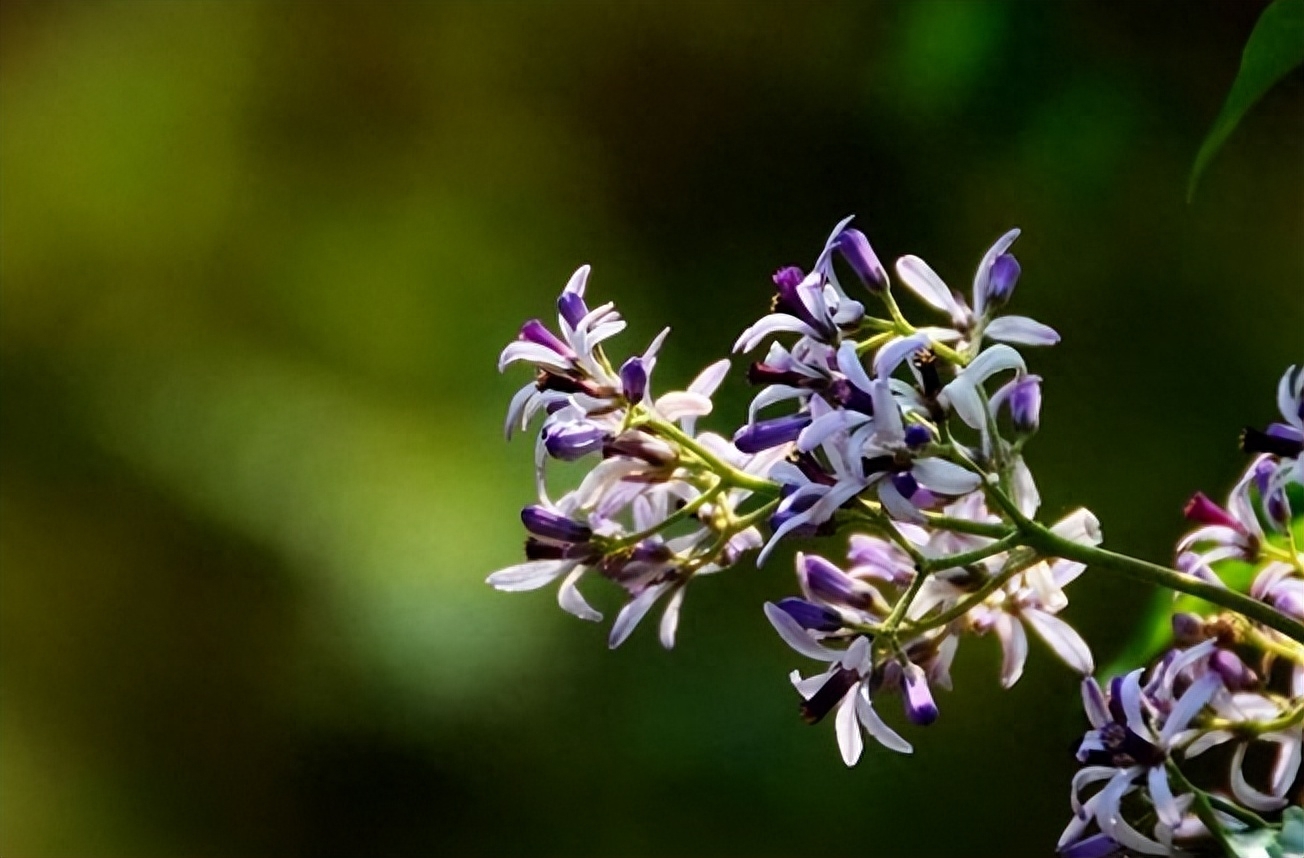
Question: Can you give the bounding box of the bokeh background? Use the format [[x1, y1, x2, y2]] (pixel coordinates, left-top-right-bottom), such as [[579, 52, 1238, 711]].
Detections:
[[2, 1, 1301, 855]]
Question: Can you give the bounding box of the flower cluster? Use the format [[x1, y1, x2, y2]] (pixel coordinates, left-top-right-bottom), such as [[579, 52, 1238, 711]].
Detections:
[[490, 264, 785, 648], [1057, 367, 1304, 857], [488, 217, 1303, 855]]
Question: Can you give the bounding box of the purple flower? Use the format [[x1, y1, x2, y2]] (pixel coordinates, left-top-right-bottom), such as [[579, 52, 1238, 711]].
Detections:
[[733, 413, 812, 454], [893, 228, 1060, 347], [763, 604, 912, 764], [521, 505, 593, 544], [991, 374, 1042, 434]]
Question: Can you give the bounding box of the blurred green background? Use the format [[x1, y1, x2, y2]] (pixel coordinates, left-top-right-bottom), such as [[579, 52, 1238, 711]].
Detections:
[[2, 1, 1301, 855]]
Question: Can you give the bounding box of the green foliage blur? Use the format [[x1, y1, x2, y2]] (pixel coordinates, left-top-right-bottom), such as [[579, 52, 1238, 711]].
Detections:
[[1, 1, 1300, 855]]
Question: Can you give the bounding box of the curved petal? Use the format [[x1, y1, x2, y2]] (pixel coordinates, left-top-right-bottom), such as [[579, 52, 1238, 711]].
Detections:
[[655, 391, 714, 422], [878, 480, 925, 524], [608, 582, 668, 649], [734, 314, 817, 353], [873, 332, 932, 380], [748, 384, 807, 424], [984, 315, 1060, 346], [658, 585, 687, 650], [1182, 728, 1234, 759], [1160, 673, 1220, 744], [688, 358, 732, 398], [1023, 609, 1094, 676], [1230, 741, 1289, 811], [557, 567, 603, 622], [836, 341, 875, 394], [856, 685, 912, 754], [895, 255, 966, 324], [994, 613, 1029, 688], [1147, 766, 1181, 828], [563, 264, 591, 296], [911, 458, 983, 495]]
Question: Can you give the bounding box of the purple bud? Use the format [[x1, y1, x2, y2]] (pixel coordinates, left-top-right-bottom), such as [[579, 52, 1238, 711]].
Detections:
[[1210, 649, 1257, 691], [619, 357, 648, 402], [1170, 613, 1205, 646], [1241, 426, 1304, 458], [903, 424, 931, 449], [891, 471, 920, 499], [775, 597, 843, 632], [1182, 492, 1242, 531], [834, 229, 888, 293], [519, 319, 575, 358], [1058, 833, 1123, 858], [772, 266, 805, 289], [521, 505, 593, 544], [984, 253, 1021, 307], [543, 421, 607, 460], [1268, 579, 1304, 618], [733, 413, 812, 454], [557, 292, 589, 328], [902, 664, 939, 726], [996, 372, 1037, 430], [800, 554, 875, 610]]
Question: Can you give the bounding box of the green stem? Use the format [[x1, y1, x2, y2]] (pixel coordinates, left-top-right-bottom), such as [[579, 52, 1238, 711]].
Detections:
[[919, 533, 1022, 573], [901, 552, 1039, 636], [604, 482, 725, 550], [644, 418, 779, 495], [1024, 520, 1304, 645]]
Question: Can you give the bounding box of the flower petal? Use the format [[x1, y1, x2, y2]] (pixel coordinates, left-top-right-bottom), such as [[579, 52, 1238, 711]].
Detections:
[[609, 583, 668, 649], [984, 315, 1060, 346], [763, 601, 840, 661], [911, 458, 982, 496], [895, 255, 966, 324], [486, 560, 573, 592], [689, 358, 732, 398], [658, 585, 687, 650], [1023, 609, 1094, 676], [856, 685, 912, 754]]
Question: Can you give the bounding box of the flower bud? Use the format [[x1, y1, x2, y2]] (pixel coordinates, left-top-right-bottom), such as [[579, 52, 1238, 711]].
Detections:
[[1210, 649, 1258, 691], [542, 421, 607, 460], [1170, 612, 1205, 646], [619, 356, 648, 402], [902, 664, 939, 726], [556, 292, 589, 328], [733, 413, 811, 454], [903, 424, 932, 449], [799, 553, 880, 612], [521, 505, 592, 544], [983, 253, 1020, 308], [834, 228, 888, 293], [775, 597, 843, 632], [519, 319, 575, 358], [1182, 492, 1242, 531]]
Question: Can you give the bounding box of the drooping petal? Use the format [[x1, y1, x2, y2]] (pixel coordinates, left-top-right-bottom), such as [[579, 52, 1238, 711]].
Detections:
[[608, 582, 669, 649], [734, 314, 818, 353], [869, 379, 905, 443], [655, 391, 714, 422], [558, 567, 602, 622], [748, 384, 807, 424], [1081, 678, 1111, 729], [835, 690, 864, 766], [856, 685, 912, 754], [1182, 729, 1234, 758], [994, 613, 1029, 688], [1023, 609, 1094, 676], [658, 585, 687, 650], [1147, 766, 1181, 828], [1230, 741, 1289, 811], [878, 479, 925, 523]]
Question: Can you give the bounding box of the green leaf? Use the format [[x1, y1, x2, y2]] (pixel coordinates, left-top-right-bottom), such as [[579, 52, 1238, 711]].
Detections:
[[1188, 0, 1304, 202]]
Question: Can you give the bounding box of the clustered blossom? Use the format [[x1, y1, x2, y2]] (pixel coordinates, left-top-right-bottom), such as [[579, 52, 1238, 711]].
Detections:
[[1058, 366, 1304, 857], [488, 217, 1303, 854]]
